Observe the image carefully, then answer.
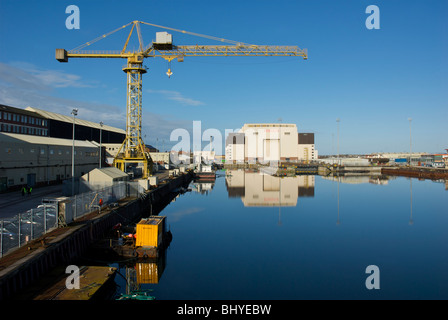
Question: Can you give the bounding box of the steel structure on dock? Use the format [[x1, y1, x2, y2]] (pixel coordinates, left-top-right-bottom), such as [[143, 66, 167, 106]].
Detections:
[[56, 20, 307, 178]]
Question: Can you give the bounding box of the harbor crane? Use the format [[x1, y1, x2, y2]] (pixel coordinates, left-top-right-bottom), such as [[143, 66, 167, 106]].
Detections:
[[56, 21, 307, 178]]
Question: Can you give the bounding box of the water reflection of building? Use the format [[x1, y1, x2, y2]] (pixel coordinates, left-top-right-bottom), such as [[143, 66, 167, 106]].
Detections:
[[192, 181, 215, 195], [321, 175, 391, 185], [225, 169, 314, 207]]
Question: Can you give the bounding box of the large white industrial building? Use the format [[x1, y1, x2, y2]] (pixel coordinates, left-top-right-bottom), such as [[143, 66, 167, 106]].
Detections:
[[225, 123, 318, 164]]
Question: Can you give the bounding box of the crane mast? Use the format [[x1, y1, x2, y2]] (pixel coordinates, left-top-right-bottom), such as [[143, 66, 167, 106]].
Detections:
[[56, 21, 307, 178]]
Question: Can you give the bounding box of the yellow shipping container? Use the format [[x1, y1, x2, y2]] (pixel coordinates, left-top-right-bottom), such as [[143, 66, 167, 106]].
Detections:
[[135, 216, 166, 247]]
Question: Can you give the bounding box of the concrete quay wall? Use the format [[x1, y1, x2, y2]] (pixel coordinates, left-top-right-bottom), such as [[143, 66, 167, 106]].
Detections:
[[0, 173, 193, 300]]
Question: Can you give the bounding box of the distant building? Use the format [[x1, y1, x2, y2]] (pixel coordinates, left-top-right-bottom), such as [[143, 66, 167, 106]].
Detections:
[[149, 152, 171, 164], [225, 123, 318, 164], [225, 132, 245, 164], [0, 104, 49, 137], [26, 106, 125, 143], [0, 105, 127, 192], [298, 133, 318, 162], [193, 150, 215, 164], [81, 167, 129, 186]]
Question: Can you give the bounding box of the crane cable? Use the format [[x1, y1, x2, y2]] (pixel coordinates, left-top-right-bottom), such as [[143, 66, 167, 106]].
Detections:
[[69, 22, 134, 52], [68, 20, 256, 53], [139, 21, 256, 46]]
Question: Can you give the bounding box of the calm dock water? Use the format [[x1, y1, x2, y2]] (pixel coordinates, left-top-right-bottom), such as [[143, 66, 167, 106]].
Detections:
[[110, 171, 448, 300]]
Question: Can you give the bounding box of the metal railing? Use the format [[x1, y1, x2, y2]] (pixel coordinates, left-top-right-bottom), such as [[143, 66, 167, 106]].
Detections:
[[0, 181, 136, 258], [70, 182, 128, 221], [1, 206, 57, 257]]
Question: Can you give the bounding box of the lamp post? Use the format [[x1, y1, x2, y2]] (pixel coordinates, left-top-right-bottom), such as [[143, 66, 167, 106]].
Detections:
[[408, 118, 412, 166], [336, 118, 340, 167], [99, 121, 103, 168], [71, 108, 78, 196]]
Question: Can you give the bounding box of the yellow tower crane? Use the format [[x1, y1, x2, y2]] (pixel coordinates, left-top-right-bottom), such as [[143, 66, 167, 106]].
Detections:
[[56, 20, 307, 178]]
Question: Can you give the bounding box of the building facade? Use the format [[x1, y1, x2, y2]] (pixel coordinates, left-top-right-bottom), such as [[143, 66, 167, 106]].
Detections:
[[26, 107, 125, 143], [0, 104, 49, 137], [225, 123, 318, 164], [0, 105, 128, 192], [0, 132, 100, 191]]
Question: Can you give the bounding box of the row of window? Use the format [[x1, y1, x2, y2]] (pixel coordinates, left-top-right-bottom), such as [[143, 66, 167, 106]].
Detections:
[[0, 124, 48, 136], [0, 111, 47, 126], [4, 147, 98, 157]]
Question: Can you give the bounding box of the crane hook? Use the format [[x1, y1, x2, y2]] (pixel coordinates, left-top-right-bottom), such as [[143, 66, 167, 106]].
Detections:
[[166, 60, 173, 78]]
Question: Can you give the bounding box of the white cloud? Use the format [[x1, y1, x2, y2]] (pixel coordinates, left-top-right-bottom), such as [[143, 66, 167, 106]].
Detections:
[[148, 89, 204, 106], [0, 62, 191, 141], [5, 62, 95, 88]]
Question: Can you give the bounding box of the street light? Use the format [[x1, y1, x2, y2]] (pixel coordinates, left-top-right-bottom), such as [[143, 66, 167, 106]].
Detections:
[[408, 118, 412, 166], [99, 121, 103, 169], [336, 118, 340, 167], [71, 108, 78, 196]]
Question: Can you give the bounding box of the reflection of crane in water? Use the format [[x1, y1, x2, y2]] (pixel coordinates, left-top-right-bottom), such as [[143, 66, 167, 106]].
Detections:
[[116, 264, 159, 300], [337, 176, 341, 225]]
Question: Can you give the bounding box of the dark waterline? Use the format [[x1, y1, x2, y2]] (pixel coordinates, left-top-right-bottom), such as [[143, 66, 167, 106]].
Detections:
[[110, 171, 448, 300]]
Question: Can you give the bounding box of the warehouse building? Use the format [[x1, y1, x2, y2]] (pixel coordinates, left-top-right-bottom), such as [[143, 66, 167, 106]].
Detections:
[[0, 104, 49, 137], [81, 167, 129, 187], [225, 123, 318, 164], [25, 107, 125, 143], [0, 105, 128, 192], [0, 132, 100, 192]]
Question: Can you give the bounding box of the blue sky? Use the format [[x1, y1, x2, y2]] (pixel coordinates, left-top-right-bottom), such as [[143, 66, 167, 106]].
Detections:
[[0, 0, 446, 155]]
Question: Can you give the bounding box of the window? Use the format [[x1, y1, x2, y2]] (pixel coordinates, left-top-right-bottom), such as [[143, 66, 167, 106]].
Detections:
[[50, 149, 54, 155], [40, 148, 45, 155]]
